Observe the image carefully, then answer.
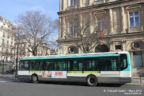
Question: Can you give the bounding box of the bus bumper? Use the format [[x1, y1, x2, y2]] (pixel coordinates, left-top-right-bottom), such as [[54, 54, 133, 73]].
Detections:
[[120, 77, 132, 83]]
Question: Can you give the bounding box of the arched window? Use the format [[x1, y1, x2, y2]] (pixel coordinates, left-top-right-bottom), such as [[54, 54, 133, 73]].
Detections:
[[68, 46, 78, 54]]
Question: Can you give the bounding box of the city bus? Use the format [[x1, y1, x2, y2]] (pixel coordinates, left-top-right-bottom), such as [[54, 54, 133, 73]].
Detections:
[[17, 52, 131, 86]]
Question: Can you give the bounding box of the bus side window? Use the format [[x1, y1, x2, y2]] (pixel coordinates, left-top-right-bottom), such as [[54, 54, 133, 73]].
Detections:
[[35, 61, 40, 70], [39, 61, 44, 70], [92, 59, 99, 71], [83, 58, 99, 71], [68, 59, 83, 71], [120, 54, 128, 70], [29, 61, 35, 71], [20, 61, 29, 70], [45, 61, 54, 71], [57, 60, 67, 71], [97, 57, 118, 71]]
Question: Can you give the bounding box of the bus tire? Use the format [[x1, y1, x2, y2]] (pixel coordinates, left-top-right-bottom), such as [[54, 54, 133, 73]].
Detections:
[[31, 75, 39, 83], [86, 75, 98, 86]]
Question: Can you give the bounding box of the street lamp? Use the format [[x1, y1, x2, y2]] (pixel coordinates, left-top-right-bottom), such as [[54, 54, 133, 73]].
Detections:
[[1, 56, 5, 74], [15, 43, 19, 76], [0, 58, 2, 73]]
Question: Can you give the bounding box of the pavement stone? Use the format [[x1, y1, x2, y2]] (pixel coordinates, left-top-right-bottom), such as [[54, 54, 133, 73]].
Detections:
[[127, 77, 144, 86]]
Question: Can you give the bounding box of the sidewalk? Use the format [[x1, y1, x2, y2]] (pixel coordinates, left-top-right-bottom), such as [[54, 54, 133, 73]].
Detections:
[[0, 73, 17, 81], [126, 77, 144, 86]]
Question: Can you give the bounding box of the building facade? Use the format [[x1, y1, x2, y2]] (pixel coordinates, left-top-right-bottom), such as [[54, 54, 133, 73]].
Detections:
[[0, 16, 15, 72], [14, 35, 50, 58], [57, 0, 144, 77]]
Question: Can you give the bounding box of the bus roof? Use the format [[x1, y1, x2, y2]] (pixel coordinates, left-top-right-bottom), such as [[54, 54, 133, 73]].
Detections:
[[20, 52, 129, 61]]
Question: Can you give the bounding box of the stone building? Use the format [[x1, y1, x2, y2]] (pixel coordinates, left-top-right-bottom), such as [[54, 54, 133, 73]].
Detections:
[[0, 16, 15, 72], [14, 35, 50, 58], [57, 0, 144, 77]]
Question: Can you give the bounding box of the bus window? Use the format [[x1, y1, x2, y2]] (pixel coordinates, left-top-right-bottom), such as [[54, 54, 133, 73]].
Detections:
[[39, 61, 45, 70], [19, 61, 29, 70], [94, 57, 118, 71], [91, 59, 99, 71], [120, 54, 128, 70], [29, 61, 40, 71], [34, 61, 40, 70], [68, 59, 83, 71], [55, 60, 66, 71], [45, 61, 54, 71], [83, 59, 92, 71]]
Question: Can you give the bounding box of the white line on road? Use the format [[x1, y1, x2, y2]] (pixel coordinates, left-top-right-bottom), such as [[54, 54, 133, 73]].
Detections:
[[0, 81, 8, 83]]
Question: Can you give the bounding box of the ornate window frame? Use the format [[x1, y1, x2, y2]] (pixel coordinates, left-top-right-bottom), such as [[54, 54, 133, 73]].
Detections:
[[126, 4, 143, 33]]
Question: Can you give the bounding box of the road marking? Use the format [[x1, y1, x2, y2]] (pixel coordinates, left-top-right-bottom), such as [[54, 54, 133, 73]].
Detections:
[[0, 81, 8, 83]]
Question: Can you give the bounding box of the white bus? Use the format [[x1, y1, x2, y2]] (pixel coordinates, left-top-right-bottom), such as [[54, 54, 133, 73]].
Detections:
[[17, 52, 131, 86]]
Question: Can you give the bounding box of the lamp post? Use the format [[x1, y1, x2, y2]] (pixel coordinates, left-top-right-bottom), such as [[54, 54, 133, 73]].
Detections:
[[0, 58, 2, 73], [2, 56, 5, 74], [15, 43, 19, 75]]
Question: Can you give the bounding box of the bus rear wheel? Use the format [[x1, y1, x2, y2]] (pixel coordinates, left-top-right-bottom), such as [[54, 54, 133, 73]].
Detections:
[[31, 75, 39, 83], [87, 75, 98, 86]]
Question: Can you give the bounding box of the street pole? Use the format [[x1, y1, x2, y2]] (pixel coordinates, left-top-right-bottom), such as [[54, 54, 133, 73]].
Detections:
[[16, 44, 19, 75], [0, 58, 2, 73], [3, 58, 4, 74]]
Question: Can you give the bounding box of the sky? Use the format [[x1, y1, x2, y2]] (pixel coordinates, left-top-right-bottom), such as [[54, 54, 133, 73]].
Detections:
[[0, 0, 59, 43], [0, 0, 59, 22]]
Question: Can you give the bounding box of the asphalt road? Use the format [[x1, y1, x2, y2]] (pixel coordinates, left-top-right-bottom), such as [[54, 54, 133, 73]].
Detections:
[[0, 78, 144, 96]]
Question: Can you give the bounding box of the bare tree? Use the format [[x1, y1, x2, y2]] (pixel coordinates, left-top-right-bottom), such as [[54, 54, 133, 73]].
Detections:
[[64, 12, 106, 53], [16, 11, 57, 56], [14, 23, 28, 58]]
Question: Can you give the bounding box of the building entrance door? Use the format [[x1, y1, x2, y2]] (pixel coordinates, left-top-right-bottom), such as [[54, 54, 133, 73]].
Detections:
[[133, 52, 143, 67]]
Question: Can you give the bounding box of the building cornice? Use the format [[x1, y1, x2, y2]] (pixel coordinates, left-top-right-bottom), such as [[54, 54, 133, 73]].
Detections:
[[57, 32, 144, 43], [58, 0, 144, 16]]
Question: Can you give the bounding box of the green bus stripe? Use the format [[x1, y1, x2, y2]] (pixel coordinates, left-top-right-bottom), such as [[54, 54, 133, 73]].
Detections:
[[30, 71, 41, 73], [68, 71, 82, 74], [84, 71, 100, 74], [68, 71, 100, 74]]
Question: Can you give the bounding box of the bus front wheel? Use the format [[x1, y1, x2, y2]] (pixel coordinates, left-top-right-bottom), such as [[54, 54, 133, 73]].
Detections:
[[31, 75, 39, 83], [86, 75, 98, 86]]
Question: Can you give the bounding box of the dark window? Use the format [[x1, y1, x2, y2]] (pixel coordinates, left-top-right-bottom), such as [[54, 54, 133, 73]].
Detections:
[[39, 61, 45, 70], [133, 42, 140, 48], [83, 59, 99, 71], [115, 45, 122, 50], [29, 61, 41, 71], [41, 60, 67, 71], [45, 61, 54, 71], [19, 61, 29, 70], [68, 59, 83, 71], [120, 54, 128, 70], [85, 57, 119, 71], [54, 60, 67, 71], [96, 57, 118, 71]]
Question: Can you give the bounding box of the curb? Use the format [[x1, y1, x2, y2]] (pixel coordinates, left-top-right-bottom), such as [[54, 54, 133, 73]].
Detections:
[[126, 83, 144, 86]]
